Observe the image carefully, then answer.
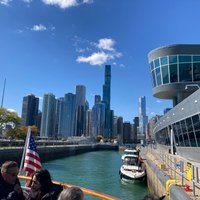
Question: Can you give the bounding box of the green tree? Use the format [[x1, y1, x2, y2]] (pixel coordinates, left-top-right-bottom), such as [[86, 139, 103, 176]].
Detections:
[[96, 135, 104, 142], [0, 108, 21, 136]]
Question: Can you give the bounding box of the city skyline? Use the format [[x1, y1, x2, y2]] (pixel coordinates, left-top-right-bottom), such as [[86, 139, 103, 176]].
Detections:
[[2, 0, 200, 121]]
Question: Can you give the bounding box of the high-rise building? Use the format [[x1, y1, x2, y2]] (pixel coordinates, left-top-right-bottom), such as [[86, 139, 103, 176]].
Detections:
[[91, 102, 105, 138], [59, 93, 76, 138], [21, 94, 39, 126], [94, 95, 101, 104], [133, 117, 139, 143], [103, 65, 112, 138], [40, 93, 56, 138], [138, 96, 148, 142], [117, 117, 123, 144], [123, 122, 131, 144], [86, 109, 92, 137], [75, 85, 86, 136]]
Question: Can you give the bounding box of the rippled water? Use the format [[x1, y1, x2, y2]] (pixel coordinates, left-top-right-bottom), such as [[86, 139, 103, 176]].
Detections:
[[43, 150, 148, 200]]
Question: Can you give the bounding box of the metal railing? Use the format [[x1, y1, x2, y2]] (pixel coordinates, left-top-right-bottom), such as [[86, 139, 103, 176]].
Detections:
[[143, 145, 200, 196]]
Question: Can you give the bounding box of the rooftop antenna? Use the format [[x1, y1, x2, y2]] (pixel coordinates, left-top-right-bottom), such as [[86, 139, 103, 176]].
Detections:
[[1, 78, 6, 108]]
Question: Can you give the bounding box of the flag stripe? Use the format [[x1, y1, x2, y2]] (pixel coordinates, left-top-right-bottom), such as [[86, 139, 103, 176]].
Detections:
[[23, 131, 42, 176]]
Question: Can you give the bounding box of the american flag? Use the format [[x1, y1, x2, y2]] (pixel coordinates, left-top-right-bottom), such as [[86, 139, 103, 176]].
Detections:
[[23, 131, 42, 176]]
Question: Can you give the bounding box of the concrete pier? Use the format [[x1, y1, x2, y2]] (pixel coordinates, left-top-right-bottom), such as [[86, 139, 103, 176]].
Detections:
[[0, 144, 118, 164], [140, 146, 199, 200]]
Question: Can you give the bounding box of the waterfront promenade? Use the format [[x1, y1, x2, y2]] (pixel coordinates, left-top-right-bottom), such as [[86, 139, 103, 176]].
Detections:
[[140, 145, 200, 200]]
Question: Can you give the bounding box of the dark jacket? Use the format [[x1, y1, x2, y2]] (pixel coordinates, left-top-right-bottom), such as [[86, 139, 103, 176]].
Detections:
[[0, 172, 25, 200], [28, 184, 63, 200]]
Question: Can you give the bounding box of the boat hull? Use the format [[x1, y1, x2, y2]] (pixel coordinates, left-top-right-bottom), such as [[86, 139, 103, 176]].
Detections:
[[119, 166, 146, 183]]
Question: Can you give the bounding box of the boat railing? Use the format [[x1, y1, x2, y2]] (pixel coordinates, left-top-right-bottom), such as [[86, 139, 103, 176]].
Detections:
[[18, 175, 120, 200]]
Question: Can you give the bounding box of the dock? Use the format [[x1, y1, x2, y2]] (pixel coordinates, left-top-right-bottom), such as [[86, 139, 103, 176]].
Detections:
[[140, 145, 200, 200]]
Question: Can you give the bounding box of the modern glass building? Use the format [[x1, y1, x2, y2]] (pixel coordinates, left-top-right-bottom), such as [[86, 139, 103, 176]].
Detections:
[[40, 93, 56, 138], [148, 44, 200, 161], [21, 94, 39, 126], [149, 44, 200, 106]]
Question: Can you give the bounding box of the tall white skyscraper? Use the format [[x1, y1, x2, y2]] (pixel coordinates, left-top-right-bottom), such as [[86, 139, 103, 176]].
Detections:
[[40, 93, 56, 138]]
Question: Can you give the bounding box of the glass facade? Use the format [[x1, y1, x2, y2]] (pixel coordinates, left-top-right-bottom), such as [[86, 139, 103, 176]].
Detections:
[[150, 55, 200, 87], [155, 113, 200, 147]]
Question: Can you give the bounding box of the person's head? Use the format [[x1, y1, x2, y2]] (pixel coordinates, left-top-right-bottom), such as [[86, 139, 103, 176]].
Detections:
[[143, 194, 165, 200], [31, 169, 53, 194], [58, 187, 84, 200], [1, 161, 19, 185]]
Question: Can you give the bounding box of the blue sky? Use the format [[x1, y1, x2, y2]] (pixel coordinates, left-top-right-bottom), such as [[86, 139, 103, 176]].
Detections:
[[1, 0, 200, 122]]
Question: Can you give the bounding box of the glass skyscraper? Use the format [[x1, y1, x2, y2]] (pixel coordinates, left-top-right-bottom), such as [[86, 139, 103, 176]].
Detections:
[[138, 96, 148, 141], [103, 65, 112, 138], [40, 93, 56, 138], [21, 94, 39, 126]]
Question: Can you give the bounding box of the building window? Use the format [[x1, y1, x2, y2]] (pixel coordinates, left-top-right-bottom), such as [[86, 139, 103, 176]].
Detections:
[[180, 119, 190, 146], [156, 68, 162, 86], [152, 71, 156, 87], [161, 56, 168, 65], [169, 55, 177, 64], [192, 114, 199, 147], [193, 63, 200, 81], [179, 63, 192, 82], [193, 55, 200, 62], [179, 55, 192, 63], [169, 64, 178, 83], [162, 65, 169, 84], [186, 117, 197, 147], [150, 61, 154, 70], [154, 59, 160, 68]]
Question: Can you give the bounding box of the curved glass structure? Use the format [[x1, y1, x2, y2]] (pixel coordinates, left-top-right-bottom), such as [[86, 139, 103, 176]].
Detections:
[[150, 55, 200, 88]]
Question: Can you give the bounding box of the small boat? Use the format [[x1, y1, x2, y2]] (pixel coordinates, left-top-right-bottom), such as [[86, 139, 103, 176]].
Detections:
[[121, 148, 139, 161], [119, 155, 146, 183]]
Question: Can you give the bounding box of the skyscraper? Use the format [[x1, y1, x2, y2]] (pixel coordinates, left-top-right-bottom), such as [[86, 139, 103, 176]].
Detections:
[[59, 93, 76, 137], [91, 102, 105, 138], [138, 96, 148, 142], [103, 65, 112, 138], [40, 93, 56, 138], [75, 85, 86, 136], [21, 94, 39, 126]]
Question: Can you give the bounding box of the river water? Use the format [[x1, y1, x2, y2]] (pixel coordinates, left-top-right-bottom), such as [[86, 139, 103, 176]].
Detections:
[[43, 150, 148, 200]]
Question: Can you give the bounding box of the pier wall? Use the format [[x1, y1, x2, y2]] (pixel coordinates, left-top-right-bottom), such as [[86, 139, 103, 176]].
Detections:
[[0, 144, 118, 164], [145, 157, 191, 200]]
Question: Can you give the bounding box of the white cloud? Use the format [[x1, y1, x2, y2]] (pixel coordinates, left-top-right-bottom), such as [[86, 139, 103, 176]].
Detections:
[[77, 52, 109, 66], [0, 0, 12, 6], [31, 24, 47, 31], [83, 0, 93, 3], [41, 0, 81, 9], [21, 0, 32, 3], [97, 38, 115, 51], [76, 37, 122, 66]]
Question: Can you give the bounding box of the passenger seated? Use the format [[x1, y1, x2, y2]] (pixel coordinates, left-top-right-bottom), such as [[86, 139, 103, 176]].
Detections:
[[58, 186, 84, 200], [27, 169, 63, 200], [0, 160, 25, 200]]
